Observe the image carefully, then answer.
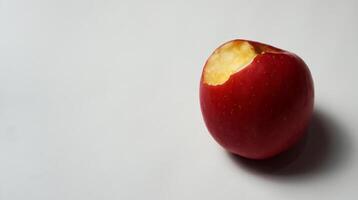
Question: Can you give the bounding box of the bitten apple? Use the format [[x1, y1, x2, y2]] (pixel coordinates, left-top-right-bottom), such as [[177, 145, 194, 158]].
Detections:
[[200, 39, 314, 159]]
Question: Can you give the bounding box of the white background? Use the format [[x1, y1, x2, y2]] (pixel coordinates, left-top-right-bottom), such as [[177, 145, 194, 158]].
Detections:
[[0, 0, 358, 199]]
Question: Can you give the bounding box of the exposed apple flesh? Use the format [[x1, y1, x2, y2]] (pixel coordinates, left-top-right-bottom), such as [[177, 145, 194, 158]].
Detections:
[[200, 39, 314, 159], [203, 41, 258, 85]]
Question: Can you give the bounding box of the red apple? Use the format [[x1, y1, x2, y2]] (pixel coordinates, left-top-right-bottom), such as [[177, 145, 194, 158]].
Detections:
[[200, 39, 314, 159]]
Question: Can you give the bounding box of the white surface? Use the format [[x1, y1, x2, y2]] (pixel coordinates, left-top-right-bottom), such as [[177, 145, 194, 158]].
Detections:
[[0, 0, 358, 199]]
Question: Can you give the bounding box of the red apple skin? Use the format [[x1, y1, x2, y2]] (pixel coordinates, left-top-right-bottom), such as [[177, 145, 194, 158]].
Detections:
[[200, 40, 314, 159]]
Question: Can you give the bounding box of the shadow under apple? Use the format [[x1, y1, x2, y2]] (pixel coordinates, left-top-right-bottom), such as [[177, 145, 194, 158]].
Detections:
[[227, 109, 352, 180]]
